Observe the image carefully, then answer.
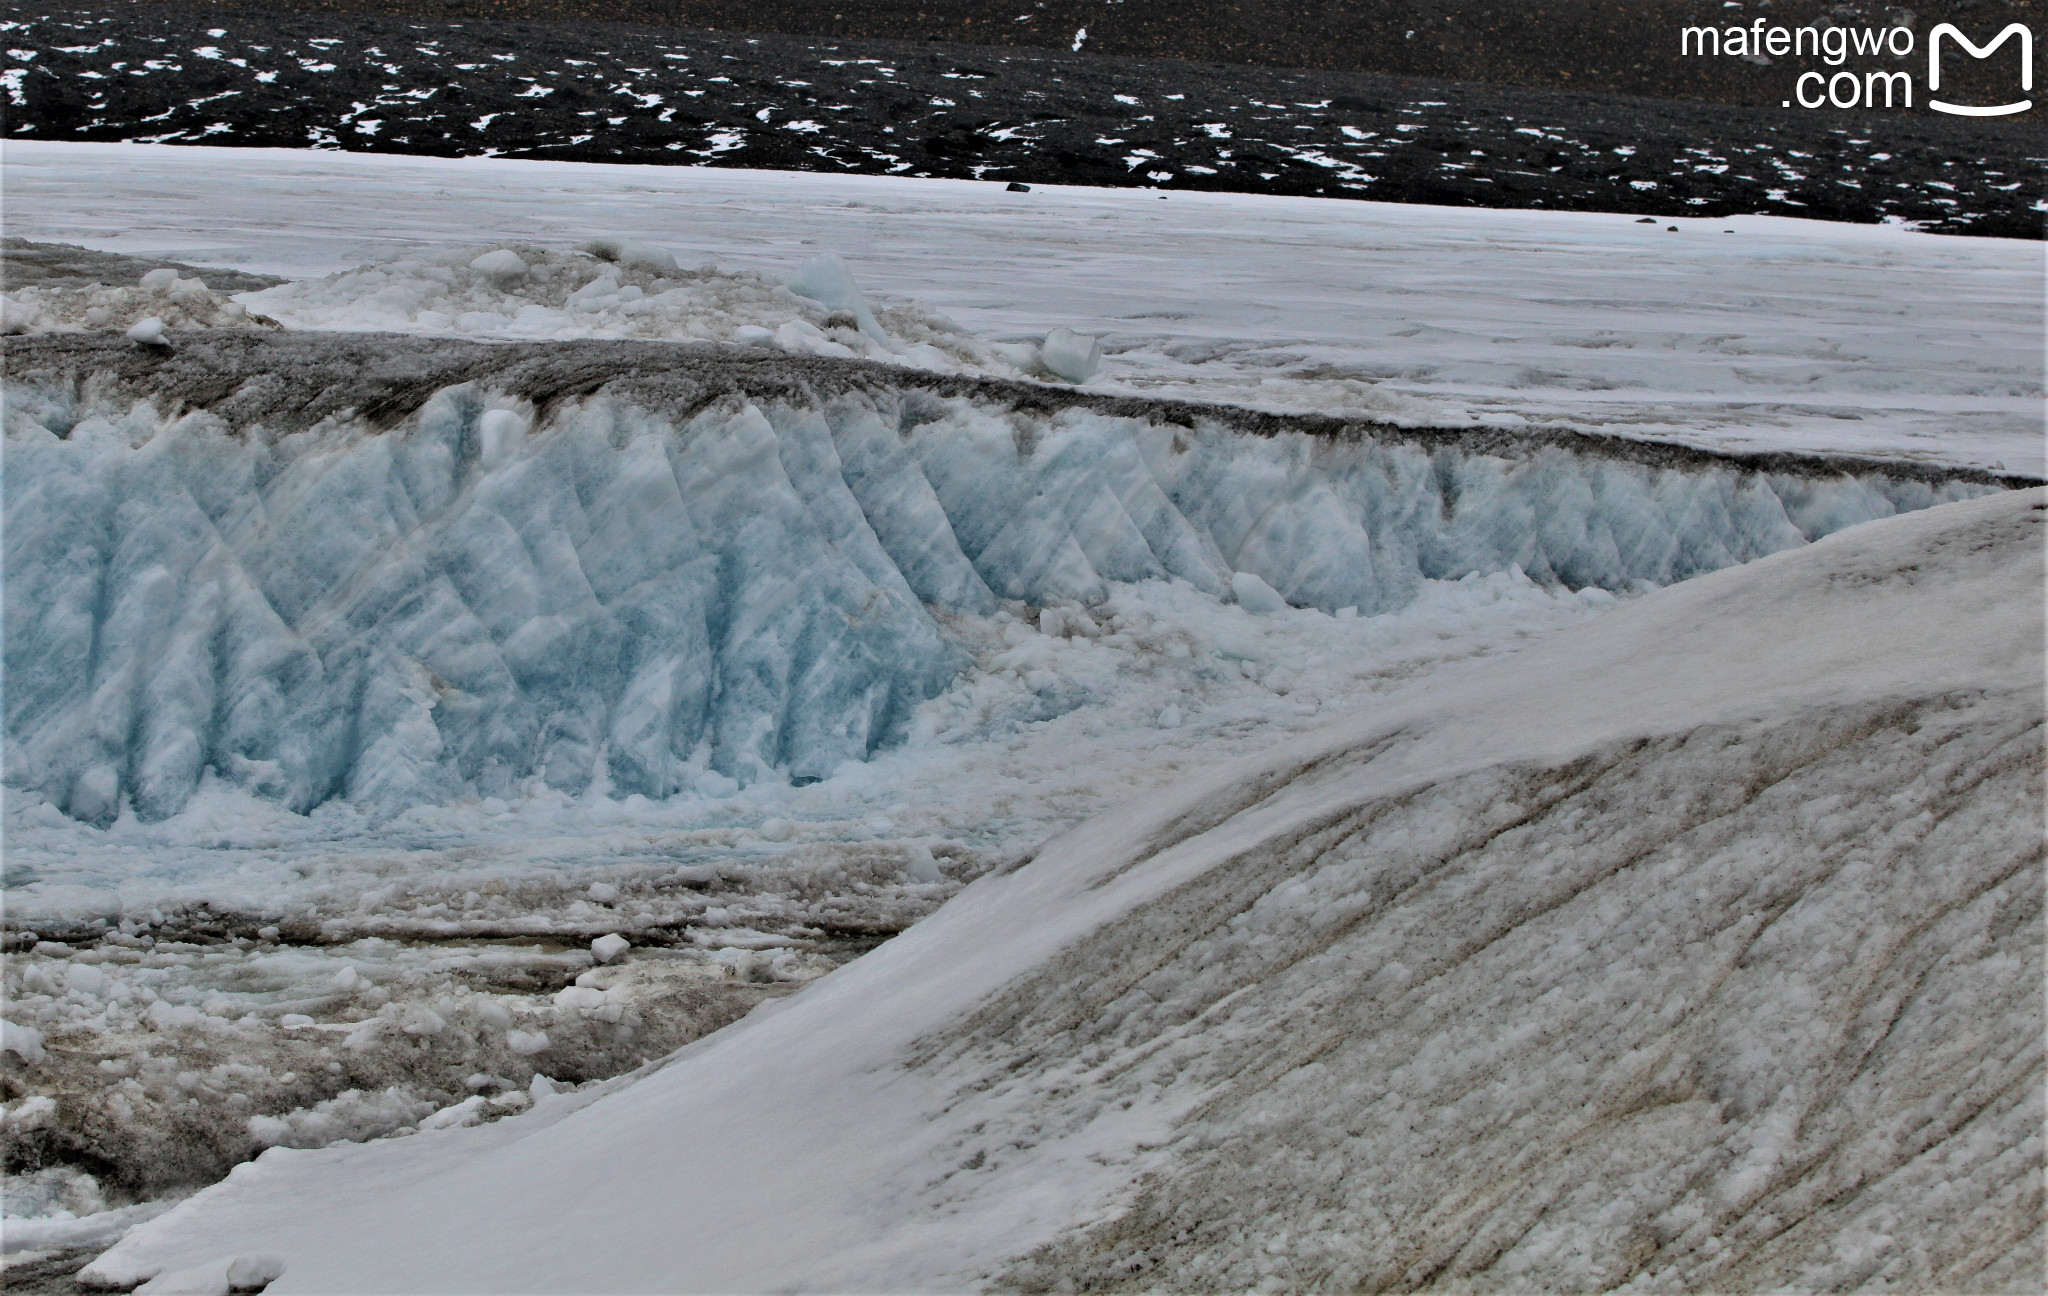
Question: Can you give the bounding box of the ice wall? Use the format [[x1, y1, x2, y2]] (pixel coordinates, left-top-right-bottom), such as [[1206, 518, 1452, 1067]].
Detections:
[[3, 374, 1995, 824]]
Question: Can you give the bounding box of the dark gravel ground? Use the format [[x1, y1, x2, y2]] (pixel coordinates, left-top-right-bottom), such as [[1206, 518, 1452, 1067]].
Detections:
[[4, 4, 2042, 236], [0, 1246, 97, 1294], [62, 0, 2048, 111]]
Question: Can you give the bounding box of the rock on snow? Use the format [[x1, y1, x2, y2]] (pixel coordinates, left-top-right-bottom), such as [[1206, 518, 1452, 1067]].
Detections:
[[84, 489, 2044, 1294]]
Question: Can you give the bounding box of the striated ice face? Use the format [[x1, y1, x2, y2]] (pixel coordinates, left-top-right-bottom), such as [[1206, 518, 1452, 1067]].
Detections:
[[2, 374, 1993, 827]]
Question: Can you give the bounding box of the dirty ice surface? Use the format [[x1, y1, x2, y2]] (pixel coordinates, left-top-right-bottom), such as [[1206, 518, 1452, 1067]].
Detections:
[[82, 489, 2045, 1295], [1, 141, 2040, 474]]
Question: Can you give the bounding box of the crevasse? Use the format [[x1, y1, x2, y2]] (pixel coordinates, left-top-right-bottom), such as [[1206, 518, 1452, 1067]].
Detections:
[[2, 379, 1992, 823]]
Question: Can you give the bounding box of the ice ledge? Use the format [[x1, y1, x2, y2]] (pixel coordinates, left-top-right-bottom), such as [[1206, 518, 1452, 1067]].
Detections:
[[3, 331, 2035, 489], [3, 332, 2016, 825]]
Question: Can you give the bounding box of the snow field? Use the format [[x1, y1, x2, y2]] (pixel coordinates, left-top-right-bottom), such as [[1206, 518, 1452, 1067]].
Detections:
[[78, 488, 2044, 1294], [3, 143, 2040, 473]]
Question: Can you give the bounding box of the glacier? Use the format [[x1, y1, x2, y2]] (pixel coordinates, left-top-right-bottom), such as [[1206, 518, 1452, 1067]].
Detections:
[[3, 332, 2008, 827], [77, 487, 2045, 1296]]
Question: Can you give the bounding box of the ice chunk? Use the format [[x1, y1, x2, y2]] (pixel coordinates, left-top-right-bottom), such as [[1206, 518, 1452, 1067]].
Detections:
[[1039, 327, 1102, 382], [1, 1020, 46, 1065], [506, 1030, 550, 1056], [586, 882, 621, 904], [581, 237, 679, 275], [418, 1095, 488, 1131], [467, 249, 529, 282], [138, 268, 180, 292], [904, 844, 944, 884], [783, 252, 885, 342], [1230, 571, 1290, 616], [125, 316, 167, 345], [67, 962, 107, 996], [591, 933, 630, 964], [476, 408, 528, 468]]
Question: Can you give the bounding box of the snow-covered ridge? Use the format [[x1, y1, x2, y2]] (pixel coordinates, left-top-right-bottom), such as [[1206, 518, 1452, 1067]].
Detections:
[[4, 333, 2004, 827], [80, 489, 2044, 1295]]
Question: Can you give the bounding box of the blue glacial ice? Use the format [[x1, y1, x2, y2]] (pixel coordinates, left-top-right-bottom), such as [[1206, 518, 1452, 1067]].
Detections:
[[3, 375, 1996, 824]]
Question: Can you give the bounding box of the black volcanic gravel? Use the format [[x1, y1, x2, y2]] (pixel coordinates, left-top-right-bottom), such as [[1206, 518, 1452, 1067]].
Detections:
[[3, 5, 2042, 237], [45, 0, 2048, 112]]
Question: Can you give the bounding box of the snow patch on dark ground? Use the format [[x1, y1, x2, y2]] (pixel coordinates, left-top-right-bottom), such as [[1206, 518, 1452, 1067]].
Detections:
[[2, 5, 2041, 236]]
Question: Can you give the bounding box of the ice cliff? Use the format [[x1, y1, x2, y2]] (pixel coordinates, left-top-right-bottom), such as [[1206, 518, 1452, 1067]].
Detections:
[[81, 488, 2045, 1295], [3, 333, 2005, 824]]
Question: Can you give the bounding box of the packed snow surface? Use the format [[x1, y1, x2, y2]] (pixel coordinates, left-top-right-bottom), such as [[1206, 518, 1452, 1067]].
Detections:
[[82, 489, 2045, 1293], [2, 142, 2039, 473]]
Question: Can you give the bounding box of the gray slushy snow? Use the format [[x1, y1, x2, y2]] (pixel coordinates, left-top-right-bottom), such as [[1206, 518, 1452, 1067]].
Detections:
[[3, 237, 1030, 377], [80, 489, 2044, 1293], [2, 268, 271, 337]]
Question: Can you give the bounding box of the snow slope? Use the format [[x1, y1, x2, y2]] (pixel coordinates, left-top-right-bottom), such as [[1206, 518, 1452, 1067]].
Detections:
[[85, 488, 2045, 1294], [2, 142, 2040, 474]]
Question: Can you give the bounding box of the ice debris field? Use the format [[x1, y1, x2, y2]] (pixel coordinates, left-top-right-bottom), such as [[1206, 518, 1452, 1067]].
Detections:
[[0, 143, 2041, 1289]]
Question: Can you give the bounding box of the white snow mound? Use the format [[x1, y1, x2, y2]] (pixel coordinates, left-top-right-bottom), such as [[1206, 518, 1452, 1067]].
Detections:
[[84, 489, 2045, 1294]]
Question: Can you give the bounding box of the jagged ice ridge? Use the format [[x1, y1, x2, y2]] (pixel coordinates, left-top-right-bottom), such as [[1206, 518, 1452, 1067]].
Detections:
[[5, 351, 1997, 826]]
